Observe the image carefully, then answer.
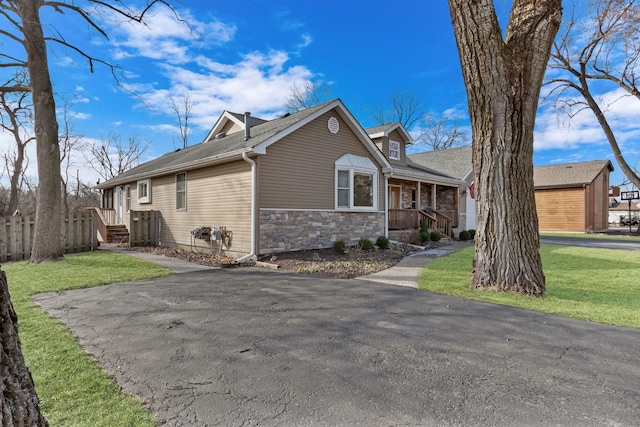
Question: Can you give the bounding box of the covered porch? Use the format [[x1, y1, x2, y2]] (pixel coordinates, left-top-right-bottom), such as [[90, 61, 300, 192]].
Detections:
[[387, 178, 459, 236]]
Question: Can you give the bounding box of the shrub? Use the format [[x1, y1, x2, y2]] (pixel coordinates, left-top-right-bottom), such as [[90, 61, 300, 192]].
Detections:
[[375, 236, 390, 250], [430, 231, 441, 242], [420, 219, 429, 233], [358, 238, 374, 251], [419, 230, 430, 244], [468, 229, 476, 239], [459, 230, 471, 241], [333, 240, 346, 254]]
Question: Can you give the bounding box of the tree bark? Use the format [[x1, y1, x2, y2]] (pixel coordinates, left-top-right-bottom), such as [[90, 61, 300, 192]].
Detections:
[[448, 0, 562, 296], [18, 0, 64, 263], [0, 269, 48, 426]]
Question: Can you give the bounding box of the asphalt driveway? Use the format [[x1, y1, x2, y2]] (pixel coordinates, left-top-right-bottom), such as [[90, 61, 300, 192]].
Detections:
[[35, 268, 639, 426]]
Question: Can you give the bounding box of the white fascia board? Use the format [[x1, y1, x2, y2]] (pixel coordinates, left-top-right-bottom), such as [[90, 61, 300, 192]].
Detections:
[[392, 170, 463, 187], [203, 111, 245, 143], [368, 123, 412, 144], [461, 168, 474, 182]]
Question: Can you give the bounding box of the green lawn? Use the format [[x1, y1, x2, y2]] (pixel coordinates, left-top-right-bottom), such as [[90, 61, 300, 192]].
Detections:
[[5, 251, 172, 427], [540, 231, 640, 240], [419, 244, 640, 328]]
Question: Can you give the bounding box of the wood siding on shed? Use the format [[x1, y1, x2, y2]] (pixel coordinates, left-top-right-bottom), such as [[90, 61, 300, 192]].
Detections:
[[257, 110, 385, 210], [535, 188, 585, 232]]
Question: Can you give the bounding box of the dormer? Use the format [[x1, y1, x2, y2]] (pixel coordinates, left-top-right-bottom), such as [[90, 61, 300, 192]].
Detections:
[[203, 111, 268, 142], [366, 122, 412, 164]]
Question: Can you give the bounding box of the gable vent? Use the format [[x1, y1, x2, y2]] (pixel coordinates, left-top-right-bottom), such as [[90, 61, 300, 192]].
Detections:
[[328, 117, 339, 134]]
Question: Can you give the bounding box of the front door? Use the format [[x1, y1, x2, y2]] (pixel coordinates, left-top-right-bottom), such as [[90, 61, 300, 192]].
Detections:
[[116, 187, 123, 224], [390, 186, 401, 209]]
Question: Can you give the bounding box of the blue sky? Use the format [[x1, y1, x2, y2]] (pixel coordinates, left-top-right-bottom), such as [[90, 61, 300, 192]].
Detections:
[[1, 0, 638, 187]]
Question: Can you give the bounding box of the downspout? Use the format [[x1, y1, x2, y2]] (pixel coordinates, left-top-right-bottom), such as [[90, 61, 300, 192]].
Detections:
[[236, 151, 256, 263], [385, 170, 393, 238]]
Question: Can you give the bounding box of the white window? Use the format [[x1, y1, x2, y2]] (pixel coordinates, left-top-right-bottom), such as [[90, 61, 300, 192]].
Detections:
[[176, 173, 186, 210], [335, 154, 378, 211], [125, 185, 131, 212], [389, 141, 400, 160], [137, 179, 151, 204]]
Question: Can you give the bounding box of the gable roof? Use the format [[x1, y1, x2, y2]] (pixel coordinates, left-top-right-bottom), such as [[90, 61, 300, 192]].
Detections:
[[96, 99, 391, 189], [366, 122, 413, 144], [204, 110, 269, 141], [533, 160, 614, 189], [408, 145, 473, 180]]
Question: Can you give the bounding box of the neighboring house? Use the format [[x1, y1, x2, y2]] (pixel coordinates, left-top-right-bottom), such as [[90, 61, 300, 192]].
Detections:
[[608, 197, 640, 224], [409, 147, 614, 233], [95, 99, 463, 260], [408, 146, 475, 231]]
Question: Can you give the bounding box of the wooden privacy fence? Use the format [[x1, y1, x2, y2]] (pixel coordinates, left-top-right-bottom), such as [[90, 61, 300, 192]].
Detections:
[[129, 210, 160, 247], [0, 211, 97, 262]]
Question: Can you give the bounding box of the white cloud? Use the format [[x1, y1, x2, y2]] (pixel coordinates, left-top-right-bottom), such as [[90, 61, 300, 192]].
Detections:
[[128, 49, 314, 132], [107, 7, 236, 65], [534, 87, 640, 152]]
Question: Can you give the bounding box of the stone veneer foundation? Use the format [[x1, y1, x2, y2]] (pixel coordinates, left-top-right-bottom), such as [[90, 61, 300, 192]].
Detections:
[[260, 210, 385, 254]]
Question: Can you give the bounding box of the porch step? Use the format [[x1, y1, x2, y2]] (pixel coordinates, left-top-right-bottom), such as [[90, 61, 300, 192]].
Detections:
[[106, 224, 129, 243]]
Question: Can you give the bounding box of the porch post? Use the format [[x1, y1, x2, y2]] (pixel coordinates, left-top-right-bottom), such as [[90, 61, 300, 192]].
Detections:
[[431, 184, 437, 209], [417, 181, 421, 211]]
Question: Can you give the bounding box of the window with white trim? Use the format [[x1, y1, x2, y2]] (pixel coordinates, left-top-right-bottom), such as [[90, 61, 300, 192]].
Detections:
[[335, 154, 379, 210], [125, 185, 131, 212], [137, 179, 151, 204], [389, 140, 400, 160], [176, 173, 186, 210]]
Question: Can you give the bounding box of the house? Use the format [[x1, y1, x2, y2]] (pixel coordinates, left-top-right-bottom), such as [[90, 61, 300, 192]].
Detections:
[[408, 146, 475, 230], [410, 146, 614, 233], [533, 160, 614, 232], [95, 99, 463, 261]]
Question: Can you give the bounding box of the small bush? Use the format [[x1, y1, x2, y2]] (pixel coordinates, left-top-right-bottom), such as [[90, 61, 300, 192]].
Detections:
[[459, 230, 471, 241], [468, 229, 476, 239], [358, 238, 374, 251], [333, 240, 346, 254], [419, 230, 431, 244], [430, 231, 441, 242], [420, 219, 429, 233], [375, 236, 390, 250]]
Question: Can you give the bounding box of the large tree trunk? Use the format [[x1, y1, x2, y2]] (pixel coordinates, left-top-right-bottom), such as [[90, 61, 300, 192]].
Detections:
[[448, 0, 562, 296], [19, 0, 64, 263], [0, 270, 48, 426]]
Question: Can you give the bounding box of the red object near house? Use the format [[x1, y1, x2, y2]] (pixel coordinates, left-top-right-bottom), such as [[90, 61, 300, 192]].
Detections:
[[468, 181, 475, 199]]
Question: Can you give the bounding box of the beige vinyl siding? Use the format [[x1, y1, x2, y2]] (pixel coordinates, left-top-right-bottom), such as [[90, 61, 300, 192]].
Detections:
[[118, 161, 252, 256], [535, 188, 585, 231], [221, 120, 243, 135], [258, 110, 384, 210]]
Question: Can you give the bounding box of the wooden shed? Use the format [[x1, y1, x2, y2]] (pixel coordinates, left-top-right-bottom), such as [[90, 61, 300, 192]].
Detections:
[[534, 160, 614, 232]]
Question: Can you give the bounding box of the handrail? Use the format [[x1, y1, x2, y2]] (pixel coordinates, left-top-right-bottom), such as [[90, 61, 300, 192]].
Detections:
[[432, 210, 453, 237], [88, 207, 115, 242]]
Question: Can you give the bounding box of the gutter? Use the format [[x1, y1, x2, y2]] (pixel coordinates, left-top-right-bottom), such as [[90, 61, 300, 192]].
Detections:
[[236, 151, 257, 263]]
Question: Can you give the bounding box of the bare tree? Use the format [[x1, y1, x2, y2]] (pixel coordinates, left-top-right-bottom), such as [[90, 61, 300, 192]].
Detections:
[[58, 98, 85, 214], [547, 0, 640, 191], [171, 92, 192, 149], [371, 90, 425, 130], [449, 0, 562, 296], [86, 133, 149, 182], [285, 81, 333, 112], [414, 112, 468, 150], [0, 72, 35, 216], [0, 0, 180, 264]]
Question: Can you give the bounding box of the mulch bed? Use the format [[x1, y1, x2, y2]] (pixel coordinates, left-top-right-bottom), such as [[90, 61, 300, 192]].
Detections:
[[127, 241, 447, 279]]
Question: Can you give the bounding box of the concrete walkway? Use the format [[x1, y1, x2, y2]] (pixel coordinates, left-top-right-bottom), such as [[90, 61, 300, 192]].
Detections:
[[358, 240, 472, 288]]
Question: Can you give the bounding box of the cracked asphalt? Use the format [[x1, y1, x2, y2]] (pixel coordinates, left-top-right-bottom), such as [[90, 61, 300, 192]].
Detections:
[[35, 268, 639, 426]]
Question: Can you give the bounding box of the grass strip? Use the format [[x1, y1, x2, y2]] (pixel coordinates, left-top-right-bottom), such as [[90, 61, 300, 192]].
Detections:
[[5, 251, 172, 426], [419, 244, 640, 328]]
